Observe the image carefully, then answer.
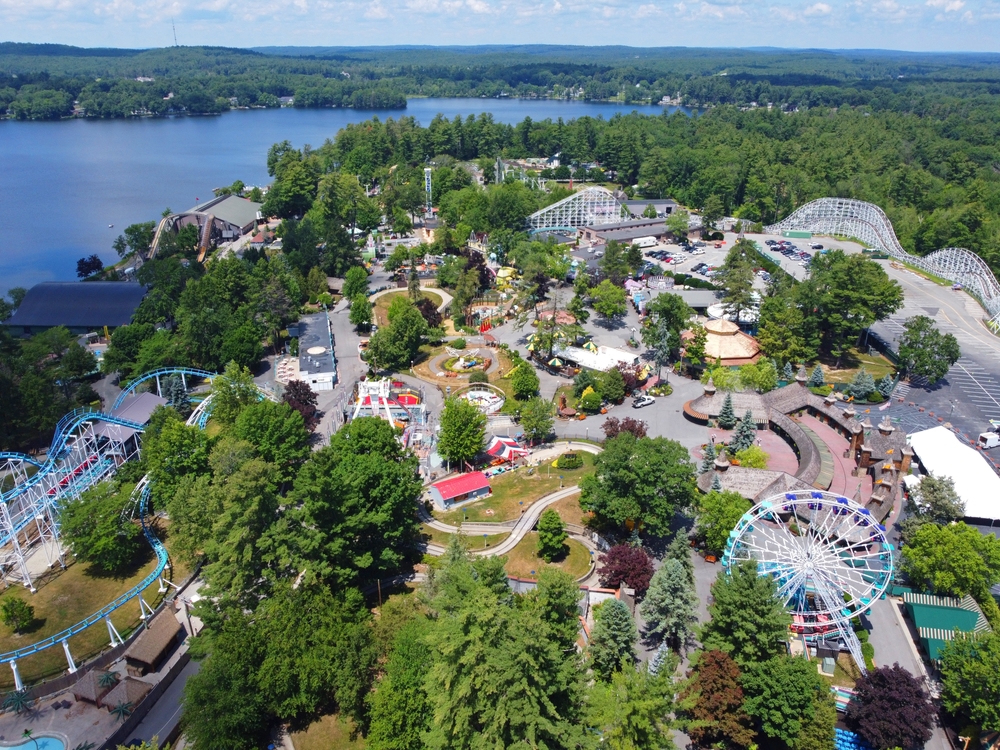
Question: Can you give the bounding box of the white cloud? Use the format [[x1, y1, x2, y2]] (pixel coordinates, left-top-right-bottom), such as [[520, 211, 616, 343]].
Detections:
[[804, 2, 832, 14], [926, 0, 964, 10], [636, 3, 661, 16], [364, 1, 389, 17]]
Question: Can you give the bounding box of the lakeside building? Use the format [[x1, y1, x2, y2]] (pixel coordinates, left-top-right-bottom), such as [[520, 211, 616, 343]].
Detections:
[[4, 281, 148, 337]]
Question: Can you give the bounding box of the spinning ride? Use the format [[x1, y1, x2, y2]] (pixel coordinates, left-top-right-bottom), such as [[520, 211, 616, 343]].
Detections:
[[721, 490, 894, 673]]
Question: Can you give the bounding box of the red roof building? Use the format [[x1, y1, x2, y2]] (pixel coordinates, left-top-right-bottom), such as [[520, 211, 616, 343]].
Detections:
[[428, 471, 491, 510]]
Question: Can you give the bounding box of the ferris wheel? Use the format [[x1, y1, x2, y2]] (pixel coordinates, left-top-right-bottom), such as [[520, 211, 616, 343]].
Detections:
[[721, 490, 895, 673]]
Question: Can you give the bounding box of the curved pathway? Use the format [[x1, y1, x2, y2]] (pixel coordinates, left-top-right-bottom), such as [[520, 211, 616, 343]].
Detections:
[[368, 285, 453, 313]]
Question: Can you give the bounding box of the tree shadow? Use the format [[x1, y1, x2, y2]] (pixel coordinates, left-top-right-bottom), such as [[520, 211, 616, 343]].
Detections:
[[80, 536, 154, 582], [15, 617, 47, 636]]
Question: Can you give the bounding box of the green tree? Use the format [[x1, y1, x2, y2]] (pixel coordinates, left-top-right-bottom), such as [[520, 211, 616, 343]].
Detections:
[[367, 617, 433, 750], [898, 475, 965, 543], [697, 490, 752, 554], [808, 364, 825, 387], [580, 433, 696, 536], [902, 521, 1000, 599], [897, 315, 961, 384], [231, 400, 310, 484], [349, 293, 373, 330], [599, 241, 631, 285], [144, 410, 210, 506], [847, 368, 876, 400], [59, 481, 143, 574], [588, 663, 675, 750], [701, 195, 724, 231], [591, 278, 628, 321], [536, 509, 568, 562], [700, 559, 791, 667], [796, 690, 836, 750], [284, 418, 423, 588], [939, 630, 1000, 732], [699, 441, 716, 474], [101, 323, 156, 377], [642, 203, 658, 219], [0, 598, 34, 633], [510, 362, 540, 400], [600, 366, 627, 404], [438, 397, 486, 467], [741, 655, 826, 749], [211, 362, 260, 426], [678, 649, 755, 750], [876, 374, 895, 398], [523, 568, 584, 651], [640, 558, 698, 650], [343, 266, 370, 299], [367, 298, 428, 371], [728, 410, 757, 453], [738, 360, 778, 394], [519, 396, 554, 443], [734, 444, 768, 468], [665, 209, 689, 241], [590, 598, 637, 681], [757, 295, 812, 365], [717, 393, 737, 429], [718, 241, 756, 323]]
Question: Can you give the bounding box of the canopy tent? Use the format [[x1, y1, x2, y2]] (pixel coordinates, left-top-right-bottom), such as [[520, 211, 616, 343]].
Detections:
[[548, 358, 566, 368], [908, 426, 1000, 523], [486, 435, 529, 461], [582, 341, 599, 352]]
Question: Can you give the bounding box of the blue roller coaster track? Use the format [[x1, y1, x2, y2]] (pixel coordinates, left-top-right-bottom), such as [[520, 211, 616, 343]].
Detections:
[[0, 367, 245, 684]]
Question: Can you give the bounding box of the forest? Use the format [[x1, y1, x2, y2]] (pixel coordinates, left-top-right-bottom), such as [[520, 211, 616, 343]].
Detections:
[[4, 42, 1000, 119]]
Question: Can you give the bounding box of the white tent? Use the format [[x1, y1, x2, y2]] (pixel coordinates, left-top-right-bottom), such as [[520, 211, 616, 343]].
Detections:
[[908, 426, 1000, 523]]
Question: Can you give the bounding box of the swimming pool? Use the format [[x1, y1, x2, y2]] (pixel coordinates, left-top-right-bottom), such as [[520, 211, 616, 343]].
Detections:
[[0, 736, 65, 750]]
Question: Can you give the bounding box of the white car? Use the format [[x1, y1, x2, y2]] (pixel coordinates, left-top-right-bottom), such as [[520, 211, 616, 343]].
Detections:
[[632, 395, 655, 409], [690, 248, 705, 255]]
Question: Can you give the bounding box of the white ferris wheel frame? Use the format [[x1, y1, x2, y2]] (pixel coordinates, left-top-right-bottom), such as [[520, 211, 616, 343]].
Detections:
[[721, 489, 894, 650]]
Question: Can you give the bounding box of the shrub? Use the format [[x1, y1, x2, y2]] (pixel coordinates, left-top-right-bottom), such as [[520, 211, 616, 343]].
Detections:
[[0, 599, 34, 633], [809, 385, 833, 396], [579, 388, 602, 413], [555, 452, 582, 470], [452, 337, 466, 350], [468, 371, 489, 384]]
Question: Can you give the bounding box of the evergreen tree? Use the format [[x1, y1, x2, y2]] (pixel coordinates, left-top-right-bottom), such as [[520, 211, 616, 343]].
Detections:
[[166, 374, 192, 417], [590, 598, 637, 681], [699, 441, 716, 474], [782, 361, 795, 381], [588, 662, 675, 750], [808, 364, 825, 388], [729, 410, 757, 453], [700, 559, 791, 668], [536, 509, 568, 562], [711, 473, 723, 492], [640, 558, 699, 650], [847, 368, 876, 400], [367, 618, 433, 750], [876, 374, 895, 399], [666, 533, 694, 584], [718, 393, 737, 429]]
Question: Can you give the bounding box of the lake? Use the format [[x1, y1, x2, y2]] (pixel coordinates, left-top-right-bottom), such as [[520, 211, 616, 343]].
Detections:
[[0, 98, 691, 295]]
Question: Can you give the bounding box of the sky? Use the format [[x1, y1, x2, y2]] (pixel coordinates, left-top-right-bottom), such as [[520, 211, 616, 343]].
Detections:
[[1, 0, 999, 53]]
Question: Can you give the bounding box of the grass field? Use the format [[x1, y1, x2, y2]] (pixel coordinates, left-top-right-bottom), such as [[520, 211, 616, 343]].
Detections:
[[819, 348, 895, 383], [373, 290, 443, 327], [435, 452, 595, 525], [502, 533, 593, 580], [0, 520, 191, 689], [421, 527, 510, 550], [545, 491, 588, 527], [291, 713, 366, 750]]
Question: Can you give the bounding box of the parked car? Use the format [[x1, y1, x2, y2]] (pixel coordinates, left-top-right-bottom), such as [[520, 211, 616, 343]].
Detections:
[[692, 262, 709, 273], [810, 243, 824, 250], [632, 394, 655, 408], [765, 239, 777, 246], [690, 248, 706, 255]]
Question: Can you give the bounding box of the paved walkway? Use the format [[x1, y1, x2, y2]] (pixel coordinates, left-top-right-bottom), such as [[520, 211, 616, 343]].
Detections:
[[796, 413, 872, 502], [368, 284, 453, 313]]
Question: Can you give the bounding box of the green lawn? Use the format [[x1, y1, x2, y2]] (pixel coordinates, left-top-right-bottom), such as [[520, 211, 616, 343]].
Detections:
[[373, 290, 443, 328], [435, 453, 595, 525], [545, 491, 588, 527], [421, 527, 509, 550], [821, 348, 895, 383], [0, 520, 191, 689], [502, 532, 593, 580]]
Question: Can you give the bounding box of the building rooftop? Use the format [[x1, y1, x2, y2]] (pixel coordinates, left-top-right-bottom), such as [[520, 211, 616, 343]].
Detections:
[[583, 217, 665, 232], [5, 282, 148, 330], [101, 676, 152, 709], [908, 426, 1000, 522], [298, 312, 336, 377], [185, 194, 261, 231], [432, 471, 491, 501], [124, 609, 183, 670]]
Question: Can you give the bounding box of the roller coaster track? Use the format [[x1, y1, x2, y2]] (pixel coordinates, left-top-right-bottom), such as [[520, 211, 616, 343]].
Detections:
[[0, 368, 272, 682], [765, 198, 1000, 326], [112, 368, 216, 411]]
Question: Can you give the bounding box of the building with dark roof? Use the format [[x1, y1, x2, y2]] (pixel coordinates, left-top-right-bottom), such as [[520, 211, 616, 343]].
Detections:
[[297, 312, 336, 392], [4, 282, 148, 336], [579, 217, 672, 245], [124, 609, 184, 677]]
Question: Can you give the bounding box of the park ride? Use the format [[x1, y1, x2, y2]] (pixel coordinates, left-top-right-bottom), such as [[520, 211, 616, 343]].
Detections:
[[454, 382, 506, 415], [0, 368, 270, 688], [721, 490, 895, 674], [350, 379, 427, 431], [765, 198, 1000, 326]]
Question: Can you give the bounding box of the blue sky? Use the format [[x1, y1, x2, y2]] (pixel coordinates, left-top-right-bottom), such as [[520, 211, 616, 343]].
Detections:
[[2, 0, 998, 52]]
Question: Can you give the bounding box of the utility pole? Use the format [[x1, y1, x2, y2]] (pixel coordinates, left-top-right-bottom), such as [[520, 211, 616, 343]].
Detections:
[[172, 19, 178, 47]]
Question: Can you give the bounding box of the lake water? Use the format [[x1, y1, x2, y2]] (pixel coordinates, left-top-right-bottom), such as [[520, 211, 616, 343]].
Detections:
[[0, 98, 691, 295]]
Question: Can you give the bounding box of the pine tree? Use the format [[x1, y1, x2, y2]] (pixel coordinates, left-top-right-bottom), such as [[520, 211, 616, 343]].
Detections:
[[700, 559, 792, 667], [166, 375, 192, 418], [711, 473, 723, 492], [808, 364, 825, 387], [877, 374, 895, 399], [590, 598, 637, 681], [847, 368, 876, 400], [729, 410, 757, 453], [666, 533, 694, 584], [718, 393, 737, 429], [640, 558, 699, 650], [699, 441, 716, 474], [782, 361, 795, 381]]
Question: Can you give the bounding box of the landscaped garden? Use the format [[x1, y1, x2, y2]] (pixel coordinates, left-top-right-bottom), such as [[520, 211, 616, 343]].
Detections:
[[434, 452, 596, 525], [373, 290, 442, 328], [502, 532, 592, 580]]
